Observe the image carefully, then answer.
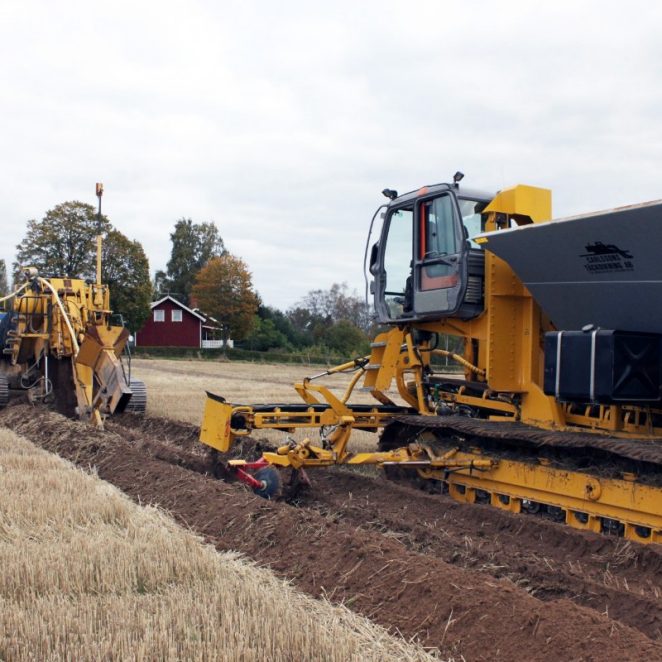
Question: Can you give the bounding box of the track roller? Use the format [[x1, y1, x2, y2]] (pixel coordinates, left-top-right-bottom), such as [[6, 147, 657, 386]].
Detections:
[[125, 379, 147, 414]]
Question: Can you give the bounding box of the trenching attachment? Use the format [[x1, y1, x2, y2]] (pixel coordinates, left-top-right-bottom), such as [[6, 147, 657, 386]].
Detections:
[[285, 467, 312, 499], [0, 374, 9, 409], [75, 325, 133, 420], [124, 379, 147, 414]]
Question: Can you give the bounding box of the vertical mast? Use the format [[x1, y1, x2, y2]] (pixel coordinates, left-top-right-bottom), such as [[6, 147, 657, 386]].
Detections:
[[95, 182, 104, 286]]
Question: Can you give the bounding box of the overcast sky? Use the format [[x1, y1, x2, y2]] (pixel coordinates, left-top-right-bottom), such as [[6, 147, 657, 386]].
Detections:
[[1, 1, 661, 309]]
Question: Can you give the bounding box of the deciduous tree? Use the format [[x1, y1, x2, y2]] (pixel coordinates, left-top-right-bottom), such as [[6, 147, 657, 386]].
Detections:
[[244, 317, 293, 351], [14, 202, 151, 331], [102, 230, 152, 332], [295, 282, 372, 333], [153, 269, 168, 295], [0, 260, 7, 297], [255, 305, 303, 348], [191, 254, 258, 344], [163, 219, 225, 303], [324, 320, 370, 355], [15, 202, 111, 278], [286, 306, 327, 346]]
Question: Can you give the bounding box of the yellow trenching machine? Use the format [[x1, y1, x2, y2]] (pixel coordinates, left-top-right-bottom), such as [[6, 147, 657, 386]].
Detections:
[[201, 172, 662, 544], [0, 184, 146, 427]]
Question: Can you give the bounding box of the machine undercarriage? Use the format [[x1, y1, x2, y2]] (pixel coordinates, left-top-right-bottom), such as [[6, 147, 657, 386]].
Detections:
[[201, 333, 662, 545]]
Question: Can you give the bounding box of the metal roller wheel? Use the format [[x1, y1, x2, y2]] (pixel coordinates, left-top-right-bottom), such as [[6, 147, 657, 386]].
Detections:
[[0, 375, 8, 409], [125, 379, 147, 414], [253, 466, 282, 499]]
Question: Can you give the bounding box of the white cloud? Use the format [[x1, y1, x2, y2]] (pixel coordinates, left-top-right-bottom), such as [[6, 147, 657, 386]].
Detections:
[[1, 0, 661, 308]]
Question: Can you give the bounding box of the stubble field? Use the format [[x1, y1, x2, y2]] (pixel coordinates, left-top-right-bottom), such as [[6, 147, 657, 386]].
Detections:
[[2, 356, 662, 661], [0, 427, 435, 661]]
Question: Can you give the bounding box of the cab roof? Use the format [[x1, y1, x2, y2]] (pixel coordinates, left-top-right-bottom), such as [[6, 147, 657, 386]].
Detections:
[[388, 182, 495, 207]]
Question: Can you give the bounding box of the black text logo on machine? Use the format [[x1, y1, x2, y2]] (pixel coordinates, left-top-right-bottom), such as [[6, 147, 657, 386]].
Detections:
[[580, 242, 634, 273]]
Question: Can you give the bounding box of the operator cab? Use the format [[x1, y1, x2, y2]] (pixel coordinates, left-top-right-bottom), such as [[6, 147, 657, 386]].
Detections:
[[369, 179, 494, 324]]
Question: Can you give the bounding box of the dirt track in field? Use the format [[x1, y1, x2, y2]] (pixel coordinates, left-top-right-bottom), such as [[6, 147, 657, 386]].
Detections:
[[3, 406, 662, 661]]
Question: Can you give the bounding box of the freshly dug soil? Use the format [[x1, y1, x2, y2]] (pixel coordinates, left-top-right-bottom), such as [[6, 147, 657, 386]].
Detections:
[[2, 407, 662, 661]]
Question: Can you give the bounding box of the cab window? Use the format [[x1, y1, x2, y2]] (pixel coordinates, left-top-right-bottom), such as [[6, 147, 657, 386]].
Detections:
[[420, 195, 458, 259], [419, 195, 459, 292], [382, 205, 413, 317], [459, 199, 488, 247]]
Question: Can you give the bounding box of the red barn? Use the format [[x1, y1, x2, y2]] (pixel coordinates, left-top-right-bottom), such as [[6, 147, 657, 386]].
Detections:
[[135, 296, 226, 348]]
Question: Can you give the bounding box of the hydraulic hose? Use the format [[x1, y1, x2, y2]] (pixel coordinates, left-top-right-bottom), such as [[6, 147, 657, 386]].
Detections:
[[0, 281, 29, 303], [38, 278, 80, 355], [432, 348, 486, 377]]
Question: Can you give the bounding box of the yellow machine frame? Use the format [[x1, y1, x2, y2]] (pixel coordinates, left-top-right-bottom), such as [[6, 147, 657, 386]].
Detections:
[[3, 185, 133, 427], [5, 275, 131, 427], [200, 185, 662, 544]]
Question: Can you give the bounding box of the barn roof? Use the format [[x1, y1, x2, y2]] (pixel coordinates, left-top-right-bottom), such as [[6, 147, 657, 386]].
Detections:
[[151, 295, 206, 322]]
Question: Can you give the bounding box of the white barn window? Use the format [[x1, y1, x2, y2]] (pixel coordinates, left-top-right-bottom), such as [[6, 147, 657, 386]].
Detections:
[[153, 309, 165, 322], [172, 309, 182, 322]]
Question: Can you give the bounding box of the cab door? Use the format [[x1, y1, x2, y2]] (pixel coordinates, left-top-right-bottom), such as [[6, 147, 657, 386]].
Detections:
[[413, 193, 467, 318], [372, 203, 415, 322]]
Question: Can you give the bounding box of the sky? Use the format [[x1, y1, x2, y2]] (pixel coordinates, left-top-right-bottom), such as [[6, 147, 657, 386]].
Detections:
[[1, 1, 661, 310]]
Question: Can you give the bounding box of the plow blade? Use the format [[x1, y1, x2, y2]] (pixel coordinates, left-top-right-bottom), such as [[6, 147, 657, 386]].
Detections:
[[200, 392, 234, 452]]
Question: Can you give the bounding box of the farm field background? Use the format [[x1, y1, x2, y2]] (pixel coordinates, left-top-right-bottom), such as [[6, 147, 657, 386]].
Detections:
[[133, 356, 393, 448], [1, 358, 662, 660]]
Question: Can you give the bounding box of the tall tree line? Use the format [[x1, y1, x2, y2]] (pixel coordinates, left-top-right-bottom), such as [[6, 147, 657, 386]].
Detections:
[[154, 219, 372, 352], [154, 219, 225, 304], [11, 202, 373, 353], [14, 201, 151, 332], [244, 283, 373, 356]]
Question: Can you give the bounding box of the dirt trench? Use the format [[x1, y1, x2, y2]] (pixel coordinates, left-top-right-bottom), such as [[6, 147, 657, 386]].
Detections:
[[3, 406, 662, 662]]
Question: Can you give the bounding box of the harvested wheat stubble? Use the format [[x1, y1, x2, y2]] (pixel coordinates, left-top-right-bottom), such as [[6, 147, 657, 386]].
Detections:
[[0, 426, 438, 662], [3, 407, 662, 661]]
